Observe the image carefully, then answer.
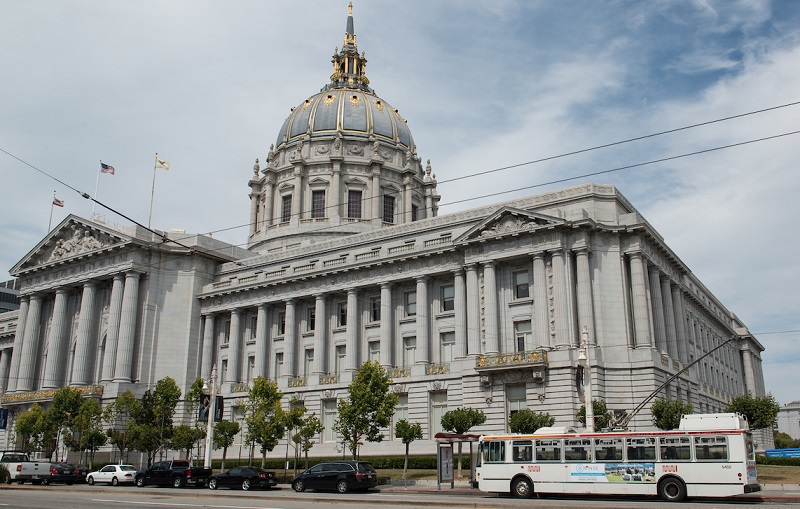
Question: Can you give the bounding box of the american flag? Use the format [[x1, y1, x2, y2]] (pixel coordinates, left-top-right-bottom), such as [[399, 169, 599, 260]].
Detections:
[[52, 197, 64, 207], [100, 162, 116, 175]]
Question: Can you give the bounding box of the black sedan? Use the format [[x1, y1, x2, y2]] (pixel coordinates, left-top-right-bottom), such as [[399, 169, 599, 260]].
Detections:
[[41, 463, 78, 485], [207, 466, 278, 491]]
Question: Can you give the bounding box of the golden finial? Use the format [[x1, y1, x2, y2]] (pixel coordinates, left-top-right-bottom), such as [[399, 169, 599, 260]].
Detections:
[[349, 2, 353, 16]]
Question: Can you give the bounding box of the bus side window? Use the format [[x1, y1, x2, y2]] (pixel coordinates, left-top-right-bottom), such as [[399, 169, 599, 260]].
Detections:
[[512, 440, 533, 462], [486, 441, 506, 462]]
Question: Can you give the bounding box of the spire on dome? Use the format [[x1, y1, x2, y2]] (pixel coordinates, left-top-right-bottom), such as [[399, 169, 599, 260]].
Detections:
[[327, 2, 372, 92]]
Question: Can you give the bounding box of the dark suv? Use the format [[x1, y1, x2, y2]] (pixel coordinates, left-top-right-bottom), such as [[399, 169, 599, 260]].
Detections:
[[292, 461, 378, 493]]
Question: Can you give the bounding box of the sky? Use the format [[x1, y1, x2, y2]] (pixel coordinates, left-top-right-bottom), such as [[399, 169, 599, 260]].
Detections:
[[1, 1, 798, 406]]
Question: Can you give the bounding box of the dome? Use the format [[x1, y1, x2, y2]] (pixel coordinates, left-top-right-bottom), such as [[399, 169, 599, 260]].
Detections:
[[275, 89, 414, 150]]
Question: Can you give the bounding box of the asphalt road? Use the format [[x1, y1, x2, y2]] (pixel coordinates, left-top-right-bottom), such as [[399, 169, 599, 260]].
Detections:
[[0, 483, 797, 509]]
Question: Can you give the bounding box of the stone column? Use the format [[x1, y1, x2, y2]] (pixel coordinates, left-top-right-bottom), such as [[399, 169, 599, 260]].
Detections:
[[629, 253, 652, 348], [346, 290, 359, 371], [415, 277, 430, 363], [453, 269, 467, 358], [17, 295, 44, 391], [227, 309, 242, 383], [6, 296, 29, 392], [255, 304, 269, 379], [0, 349, 11, 392], [649, 268, 667, 353], [248, 191, 259, 236], [741, 345, 756, 394], [379, 284, 393, 368], [292, 166, 303, 221], [201, 314, 216, 380], [465, 264, 480, 355], [101, 275, 125, 382], [371, 165, 381, 222], [42, 288, 71, 388], [672, 286, 689, 364], [482, 262, 499, 354], [284, 299, 296, 377], [575, 248, 595, 345], [263, 175, 275, 228], [532, 253, 549, 348], [313, 295, 326, 375], [661, 277, 679, 360], [550, 250, 571, 348], [114, 272, 140, 383], [71, 282, 98, 386], [330, 162, 341, 219], [403, 176, 413, 224]]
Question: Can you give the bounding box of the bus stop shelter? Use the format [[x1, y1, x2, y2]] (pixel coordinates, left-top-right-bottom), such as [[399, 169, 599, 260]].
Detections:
[[433, 432, 481, 490]]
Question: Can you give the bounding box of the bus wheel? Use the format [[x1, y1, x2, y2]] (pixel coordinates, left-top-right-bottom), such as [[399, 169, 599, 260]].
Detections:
[[512, 477, 533, 498], [658, 477, 686, 502]]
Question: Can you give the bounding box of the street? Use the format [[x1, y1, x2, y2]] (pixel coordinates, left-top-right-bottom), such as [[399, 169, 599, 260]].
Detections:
[[0, 484, 797, 509]]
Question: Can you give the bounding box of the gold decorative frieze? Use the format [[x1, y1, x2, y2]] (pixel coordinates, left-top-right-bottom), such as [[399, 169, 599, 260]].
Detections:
[[230, 383, 248, 393], [475, 349, 548, 371], [319, 374, 339, 385], [390, 368, 411, 378], [425, 364, 449, 376], [672, 360, 680, 370], [288, 377, 307, 388], [2, 384, 103, 404]]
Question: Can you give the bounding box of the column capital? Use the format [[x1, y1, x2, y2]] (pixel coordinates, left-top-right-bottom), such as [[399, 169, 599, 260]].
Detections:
[[531, 251, 547, 260], [573, 246, 592, 255], [379, 282, 392, 290]]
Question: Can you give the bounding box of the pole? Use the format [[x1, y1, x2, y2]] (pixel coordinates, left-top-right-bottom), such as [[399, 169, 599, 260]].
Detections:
[[93, 161, 102, 216], [48, 191, 56, 232], [148, 153, 158, 229], [580, 327, 595, 431], [204, 366, 217, 469]]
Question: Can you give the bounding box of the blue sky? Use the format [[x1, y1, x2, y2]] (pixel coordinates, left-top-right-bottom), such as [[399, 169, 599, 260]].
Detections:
[[1, 1, 798, 406]]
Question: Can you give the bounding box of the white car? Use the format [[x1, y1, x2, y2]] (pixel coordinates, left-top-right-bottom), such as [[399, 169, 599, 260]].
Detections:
[[86, 464, 137, 486]]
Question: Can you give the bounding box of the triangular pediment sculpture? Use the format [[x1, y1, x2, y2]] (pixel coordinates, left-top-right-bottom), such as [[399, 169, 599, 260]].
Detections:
[[454, 206, 565, 244], [12, 215, 131, 273]]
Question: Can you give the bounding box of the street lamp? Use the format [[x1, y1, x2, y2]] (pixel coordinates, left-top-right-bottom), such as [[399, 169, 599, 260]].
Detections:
[[578, 327, 595, 432], [203, 365, 218, 469]]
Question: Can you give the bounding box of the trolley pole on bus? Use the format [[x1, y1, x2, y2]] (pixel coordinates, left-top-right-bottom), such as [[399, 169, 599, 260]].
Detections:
[[579, 327, 595, 431]]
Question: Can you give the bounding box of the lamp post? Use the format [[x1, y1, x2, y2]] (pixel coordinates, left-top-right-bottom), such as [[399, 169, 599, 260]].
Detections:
[[578, 327, 595, 432], [203, 365, 217, 469]]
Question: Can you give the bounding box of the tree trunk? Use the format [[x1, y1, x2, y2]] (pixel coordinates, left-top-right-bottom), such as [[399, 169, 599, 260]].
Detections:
[[222, 446, 228, 471], [457, 442, 463, 479], [403, 442, 409, 480]]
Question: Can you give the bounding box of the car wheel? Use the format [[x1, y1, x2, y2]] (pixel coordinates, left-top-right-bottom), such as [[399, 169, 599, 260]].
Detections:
[[208, 478, 218, 490], [242, 479, 251, 491], [40, 477, 49, 486], [87, 475, 94, 485], [292, 479, 305, 492], [512, 477, 533, 498], [172, 476, 185, 488], [658, 477, 686, 502], [135, 476, 145, 487], [336, 479, 349, 494], [112, 477, 119, 486]]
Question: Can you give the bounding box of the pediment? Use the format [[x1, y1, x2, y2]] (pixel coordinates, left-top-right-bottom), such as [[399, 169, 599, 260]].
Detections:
[[11, 215, 132, 274], [454, 206, 566, 244]]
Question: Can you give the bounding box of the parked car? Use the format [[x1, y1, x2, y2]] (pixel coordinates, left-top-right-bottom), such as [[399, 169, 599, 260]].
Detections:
[[87, 465, 137, 486], [292, 461, 378, 493], [135, 460, 212, 488], [208, 466, 278, 491], [71, 464, 90, 483], [0, 451, 29, 484], [41, 462, 78, 485]]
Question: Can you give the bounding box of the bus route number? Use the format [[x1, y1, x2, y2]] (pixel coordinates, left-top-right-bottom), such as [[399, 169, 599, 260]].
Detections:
[[527, 465, 540, 473]]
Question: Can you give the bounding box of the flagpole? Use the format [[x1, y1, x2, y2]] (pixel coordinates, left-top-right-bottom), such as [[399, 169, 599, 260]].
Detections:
[[148, 153, 158, 229], [93, 160, 102, 217], [48, 191, 56, 232]]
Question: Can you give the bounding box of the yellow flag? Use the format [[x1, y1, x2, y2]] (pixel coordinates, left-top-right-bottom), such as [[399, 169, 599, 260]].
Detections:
[[155, 157, 170, 170]]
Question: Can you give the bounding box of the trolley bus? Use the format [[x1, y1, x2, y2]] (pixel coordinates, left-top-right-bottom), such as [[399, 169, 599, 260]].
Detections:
[[475, 413, 759, 502]]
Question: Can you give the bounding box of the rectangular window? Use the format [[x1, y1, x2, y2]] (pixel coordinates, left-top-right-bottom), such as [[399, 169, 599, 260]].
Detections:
[[274, 353, 283, 379], [382, 195, 395, 223], [249, 315, 258, 340], [347, 190, 362, 219], [440, 284, 454, 312], [694, 435, 728, 460], [306, 307, 316, 332], [220, 359, 228, 384], [594, 437, 623, 461], [337, 302, 347, 327], [278, 312, 286, 335], [405, 291, 417, 317], [564, 438, 592, 461], [512, 440, 533, 462], [660, 436, 691, 461], [535, 439, 562, 462], [281, 195, 292, 223], [246, 356, 255, 382], [311, 190, 325, 219], [369, 341, 380, 362], [514, 270, 530, 299], [626, 437, 656, 461], [411, 204, 418, 222], [514, 321, 532, 352], [440, 331, 455, 363], [506, 384, 527, 421], [403, 337, 416, 367], [323, 400, 337, 443], [222, 320, 231, 344], [430, 391, 447, 436], [483, 441, 506, 463], [335, 345, 346, 375], [304, 349, 314, 376], [370, 297, 381, 322]]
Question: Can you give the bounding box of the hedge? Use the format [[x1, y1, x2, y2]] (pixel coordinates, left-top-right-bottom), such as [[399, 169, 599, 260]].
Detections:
[[756, 455, 800, 466]]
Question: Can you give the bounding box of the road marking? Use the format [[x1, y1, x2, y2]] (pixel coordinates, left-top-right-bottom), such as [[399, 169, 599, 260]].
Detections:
[[92, 500, 289, 509]]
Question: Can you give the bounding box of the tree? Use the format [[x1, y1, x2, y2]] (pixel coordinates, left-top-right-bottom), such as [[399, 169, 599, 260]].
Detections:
[[650, 398, 693, 430], [244, 377, 286, 467], [69, 397, 105, 466], [14, 404, 56, 454], [334, 361, 398, 459], [508, 409, 555, 434], [726, 393, 780, 430], [103, 390, 142, 464], [577, 399, 613, 431], [773, 431, 800, 449], [293, 413, 323, 470], [441, 407, 486, 478], [150, 376, 182, 458], [213, 419, 240, 471], [394, 419, 422, 480], [285, 398, 307, 476], [48, 387, 84, 461], [171, 424, 206, 461]]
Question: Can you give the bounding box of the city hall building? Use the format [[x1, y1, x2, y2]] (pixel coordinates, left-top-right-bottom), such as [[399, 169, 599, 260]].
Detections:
[[0, 8, 768, 460]]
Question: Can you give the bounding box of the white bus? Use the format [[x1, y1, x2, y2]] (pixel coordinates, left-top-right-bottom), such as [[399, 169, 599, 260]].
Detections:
[[475, 413, 759, 502]]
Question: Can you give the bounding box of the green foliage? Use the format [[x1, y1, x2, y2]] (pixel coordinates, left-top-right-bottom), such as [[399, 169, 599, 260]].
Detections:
[[441, 407, 486, 435], [293, 413, 323, 469], [171, 424, 206, 458], [244, 377, 286, 466], [508, 409, 555, 433], [334, 361, 398, 459], [650, 398, 693, 430], [103, 390, 142, 463], [185, 377, 206, 423], [213, 419, 241, 471], [394, 419, 423, 480], [0, 463, 8, 483], [14, 403, 57, 454], [67, 397, 105, 465], [576, 399, 613, 431], [774, 431, 800, 449], [725, 393, 780, 430], [757, 455, 800, 466]]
